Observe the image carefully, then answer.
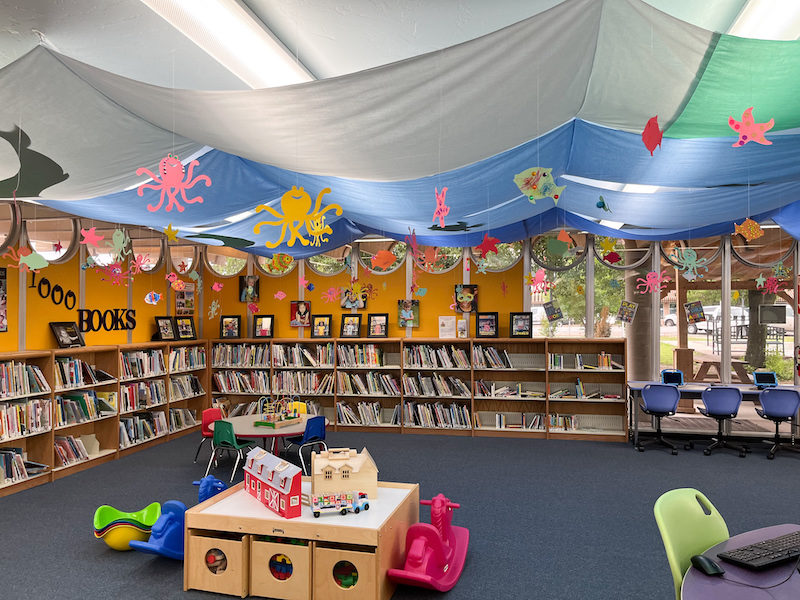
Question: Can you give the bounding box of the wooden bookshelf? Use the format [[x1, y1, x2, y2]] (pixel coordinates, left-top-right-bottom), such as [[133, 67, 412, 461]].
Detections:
[[166, 340, 208, 437]]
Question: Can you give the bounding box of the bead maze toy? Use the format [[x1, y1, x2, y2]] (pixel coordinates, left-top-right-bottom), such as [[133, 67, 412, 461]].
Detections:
[[387, 493, 469, 592], [252, 395, 303, 429], [93, 502, 161, 551]]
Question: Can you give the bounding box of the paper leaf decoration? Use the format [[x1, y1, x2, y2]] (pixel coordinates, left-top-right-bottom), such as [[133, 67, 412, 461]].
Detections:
[[144, 291, 161, 305], [371, 250, 397, 270], [208, 299, 220, 319], [641, 116, 663, 156], [247, 302, 259, 313], [596, 196, 612, 212], [728, 107, 774, 147], [432, 186, 450, 228], [547, 237, 568, 257], [212, 282, 223, 292], [274, 290, 287, 300], [171, 279, 186, 291], [476, 233, 500, 257], [670, 247, 710, 281], [322, 287, 339, 303], [513, 167, 564, 205], [2, 247, 49, 273], [635, 270, 671, 294], [136, 154, 211, 212], [734, 218, 764, 242], [80, 227, 104, 247], [254, 186, 341, 248], [163, 224, 179, 242]]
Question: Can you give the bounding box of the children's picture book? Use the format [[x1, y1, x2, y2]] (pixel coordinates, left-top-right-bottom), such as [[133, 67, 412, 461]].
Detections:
[[617, 300, 637, 324], [543, 301, 562, 322], [684, 301, 706, 324]]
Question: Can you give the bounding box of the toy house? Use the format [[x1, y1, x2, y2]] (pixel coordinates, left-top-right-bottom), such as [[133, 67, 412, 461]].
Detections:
[[243, 448, 302, 519], [311, 447, 379, 499]]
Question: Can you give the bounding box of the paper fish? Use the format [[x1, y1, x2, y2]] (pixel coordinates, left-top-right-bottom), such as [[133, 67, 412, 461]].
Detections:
[[603, 251, 622, 264], [2, 247, 49, 273], [641, 116, 662, 156], [415, 287, 428, 297], [432, 186, 450, 228], [734, 218, 764, 242], [166, 272, 178, 282], [212, 282, 223, 291], [476, 233, 500, 257], [371, 250, 397, 270], [306, 282, 315, 291], [188, 270, 201, 282], [247, 302, 259, 313], [274, 290, 287, 300], [144, 291, 161, 305], [729, 107, 774, 147], [80, 227, 104, 247], [557, 229, 572, 245], [596, 196, 612, 212], [547, 237, 568, 256], [171, 279, 186, 291], [514, 167, 565, 205]]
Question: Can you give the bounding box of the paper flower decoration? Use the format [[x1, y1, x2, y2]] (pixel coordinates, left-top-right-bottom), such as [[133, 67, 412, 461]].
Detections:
[[212, 282, 223, 292], [136, 153, 211, 212], [641, 116, 662, 156], [734, 218, 764, 242], [80, 227, 104, 247], [254, 186, 342, 248], [514, 167, 565, 205], [144, 291, 161, 305], [728, 107, 774, 147], [432, 186, 450, 228]]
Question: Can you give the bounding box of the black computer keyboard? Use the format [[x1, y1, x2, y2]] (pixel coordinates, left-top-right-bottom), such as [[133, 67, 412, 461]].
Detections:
[[717, 530, 800, 570]]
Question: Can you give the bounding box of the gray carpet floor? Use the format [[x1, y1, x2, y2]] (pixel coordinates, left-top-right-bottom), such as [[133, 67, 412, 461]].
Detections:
[[1, 430, 800, 600]]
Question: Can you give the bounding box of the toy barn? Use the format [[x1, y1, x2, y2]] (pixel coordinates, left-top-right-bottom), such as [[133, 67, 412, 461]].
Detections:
[[243, 448, 302, 519]]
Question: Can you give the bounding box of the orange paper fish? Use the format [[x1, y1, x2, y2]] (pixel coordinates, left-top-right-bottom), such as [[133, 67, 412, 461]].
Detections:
[[641, 116, 662, 156], [557, 229, 572, 245], [734, 218, 764, 242], [371, 250, 397, 270]]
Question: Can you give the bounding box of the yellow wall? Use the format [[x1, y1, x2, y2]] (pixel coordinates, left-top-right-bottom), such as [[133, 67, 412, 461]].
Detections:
[[472, 259, 524, 338], [414, 262, 464, 338], [0, 255, 18, 352], [25, 257, 80, 350]]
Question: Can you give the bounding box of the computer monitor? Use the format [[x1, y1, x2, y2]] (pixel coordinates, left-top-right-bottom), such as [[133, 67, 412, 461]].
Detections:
[[661, 369, 684, 386], [753, 371, 778, 389], [759, 304, 787, 325]]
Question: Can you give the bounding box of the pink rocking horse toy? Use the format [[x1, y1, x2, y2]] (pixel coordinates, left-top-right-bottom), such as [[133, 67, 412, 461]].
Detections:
[[387, 493, 469, 591]]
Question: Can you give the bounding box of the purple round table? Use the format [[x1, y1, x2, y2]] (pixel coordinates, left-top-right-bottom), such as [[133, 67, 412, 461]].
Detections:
[[682, 524, 800, 600]]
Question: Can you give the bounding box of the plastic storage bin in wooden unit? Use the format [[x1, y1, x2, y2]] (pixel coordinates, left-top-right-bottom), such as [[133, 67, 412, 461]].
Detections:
[[314, 543, 377, 600], [186, 533, 251, 597], [250, 537, 312, 600]]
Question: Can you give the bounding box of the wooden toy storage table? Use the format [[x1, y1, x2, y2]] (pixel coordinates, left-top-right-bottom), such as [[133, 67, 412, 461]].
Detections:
[[184, 479, 419, 600]]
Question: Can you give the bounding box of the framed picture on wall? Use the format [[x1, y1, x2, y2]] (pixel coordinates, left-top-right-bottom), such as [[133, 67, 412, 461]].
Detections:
[[154, 316, 177, 341], [510, 312, 533, 338], [175, 316, 197, 340], [454, 284, 478, 313], [50, 321, 85, 348], [398, 299, 419, 328], [476, 312, 499, 338], [290, 301, 311, 327], [367, 313, 388, 338], [311, 314, 332, 338], [253, 314, 274, 338], [341, 288, 367, 310], [219, 315, 242, 339], [340, 314, 362, 338], [239, 275, 260, 303]]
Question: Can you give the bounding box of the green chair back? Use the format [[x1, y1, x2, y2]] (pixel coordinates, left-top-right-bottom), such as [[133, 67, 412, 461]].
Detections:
[[213, 419, 250, 450], [653, 488, 729, 600]]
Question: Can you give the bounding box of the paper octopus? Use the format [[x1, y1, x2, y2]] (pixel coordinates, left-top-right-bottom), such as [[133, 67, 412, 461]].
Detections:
[[322, 287, 339, 303], [670, 247, 711, 281], [208, 299, 220, 320], [526, 268, 554, 293], [107, 229, 132, 264], [757, 275, 786, 296], [95, 261, 130, 286], [636, 270, 671, 294], [136, 154, 212, 212], [2, 247, 49, 273], [254, 186, 342, 248], [129, 253, 150, 275], [308, 214, 332, 247]]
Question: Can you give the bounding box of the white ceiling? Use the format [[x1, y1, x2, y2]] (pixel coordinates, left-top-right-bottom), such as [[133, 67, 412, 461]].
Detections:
[[0, 0, 750, 90]]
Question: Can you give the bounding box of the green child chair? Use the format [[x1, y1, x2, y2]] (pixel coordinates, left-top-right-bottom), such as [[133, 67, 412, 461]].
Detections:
[[653, 488, 729, 600], [204, 419, 253, 483]]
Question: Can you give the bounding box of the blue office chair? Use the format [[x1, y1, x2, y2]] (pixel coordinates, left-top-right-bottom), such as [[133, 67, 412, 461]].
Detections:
[[697, 387, 748, 457], [637, 383, 681, 455], [756, 388, 800, 460], [282, 415, 327, 475]]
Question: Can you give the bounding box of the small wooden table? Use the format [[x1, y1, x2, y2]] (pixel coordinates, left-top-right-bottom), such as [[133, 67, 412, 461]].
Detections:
[[184, 480, 419, 600], [693, 359, 752, 384], [210, 414, 329, 453]]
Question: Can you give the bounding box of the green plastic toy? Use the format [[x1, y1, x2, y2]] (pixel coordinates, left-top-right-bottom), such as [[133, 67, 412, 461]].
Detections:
[[93, 502, 161, 551]]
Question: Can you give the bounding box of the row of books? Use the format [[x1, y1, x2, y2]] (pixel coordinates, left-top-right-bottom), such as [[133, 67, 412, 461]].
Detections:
[[55, 391, 116, 427], [212, 370, 270, 395], [169, 374, 205, 401], [1, 447, 46, 484], [475, 412, 547, 430], [272, 343, 334, 368], [402, 345, 470, 369], [404, 401, 471, 429], [471, 345, 512, 369], [272, 371, 334, 395], [473, 380, 545, 398], [168, 407, 197, 432], [54, 434, 92, 466], [212, 343, 270, 368], [121, 380, 167, 412], [0, 361, 49, 398], [336, 371, 400, 396], [0, 397, 52, 440], [119, 412, 168, 448], [168, 346, 206, 372], [120, 350, 166, 380], [549, 353, 621, 370], [401, 372, 471, 398], [54, 358, 113, 389], [336, 401, 389, 426], [336, 344, 386, 368]]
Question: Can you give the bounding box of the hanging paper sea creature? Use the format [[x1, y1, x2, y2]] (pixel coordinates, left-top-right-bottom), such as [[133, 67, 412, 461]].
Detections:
[[576, 284, 585, 296], [476, 258, 489, 274], [53, 240, 63, 252], [81, 256, 96, 271], [171, 279, 186, 291], [598, 237, 617, 255], [107, 229, 132, 263], [758, 275, 786, 296], [547, 237, 568, 257], [247, 303, 259, 314], [476, 233, 500, 257], [211, 282, 224, 292], [609, 279, 621, 290], [371, 250, 397, 270], [415, 287, 428, 297], [129, 254, 150, 275], [298, 276, 309, 288], [596, 196, 612, 212], [501, 281, 508, 296], [514, 167, 565, 205], [405, 228, 423, 263], [526, 268, 554, 293], [557, 229, 572, 245], [136, 153, 211, 212], [2, 247, 49, 273], [306, 282, 315, 291], [432, 186, 450, 228], [732, 290, 740, 302], [734, 218, 764, 242], [144, 291, 161, 305], [80, 227, 104, 247], [641, 116, 663, 156], [95, 262, 130, 286], [755, 273, 766, 288], [274, 290, 287, 300], [728, 107, 774, 147], [178, 260, 188, 273], [254, 186, 342, 248], [429, 220, 482, 232], [772, 260, 791, 279], [670, 247, 710, 281], [208, 299, 220, 319], [188, 271, 201, 283], [308, 214, 332, 247], [267, 253, 293, 271], [186, 233, 255, 249], [163, 224, 179, 242], [322, 287, 339, 303], [166, 272, 178, 283], [603, 252, 622, 264], [635, 270, 671, 294]]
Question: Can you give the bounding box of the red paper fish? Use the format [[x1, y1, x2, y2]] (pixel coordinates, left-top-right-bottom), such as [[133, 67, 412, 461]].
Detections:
[[603, 252, 622, 264], [371, 250, 397, 270], [641, 116, 662, 156]]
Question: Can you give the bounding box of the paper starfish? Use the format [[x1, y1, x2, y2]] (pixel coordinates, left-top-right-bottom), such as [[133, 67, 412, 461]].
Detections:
[[476, 233, 500, 257], [755, 273, 766, 288], [53, 240, 63, 252], [80, 227, 104, 247], [298, 276, 309, 288], [732, 290, 740, 302], [178, 260, 187, 272], [163, 224, 179, 242], [598, 237, 617, 254], [728, 107, 774, 147]]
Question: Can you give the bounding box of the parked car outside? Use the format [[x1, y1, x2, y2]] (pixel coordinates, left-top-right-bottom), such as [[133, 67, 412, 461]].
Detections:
[[662, 305, 748, 334]]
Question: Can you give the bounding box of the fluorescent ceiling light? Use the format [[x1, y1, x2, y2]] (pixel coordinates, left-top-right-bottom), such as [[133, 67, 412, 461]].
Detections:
[[621, 184, 659, 194], [141, 0, 314, 88], [729, 0, 800, 40]]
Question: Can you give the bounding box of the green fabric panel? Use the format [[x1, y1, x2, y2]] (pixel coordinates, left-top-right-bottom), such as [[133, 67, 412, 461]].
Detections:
[[666, 34, 800, 138]]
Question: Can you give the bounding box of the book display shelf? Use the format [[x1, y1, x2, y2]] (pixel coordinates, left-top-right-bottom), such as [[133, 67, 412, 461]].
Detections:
[[210, 339, 271, 417], [166, 341, 207, 437], [271, 340, 336, 423], [119, 343, 170, 455]]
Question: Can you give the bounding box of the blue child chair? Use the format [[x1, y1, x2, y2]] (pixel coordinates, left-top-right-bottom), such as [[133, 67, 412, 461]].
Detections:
[[637, 383, 681, 454], [756, 388, 800, 460], [697, 386, 748, 457], [283, 415, 327, 475], [128, 500, 187, 560]]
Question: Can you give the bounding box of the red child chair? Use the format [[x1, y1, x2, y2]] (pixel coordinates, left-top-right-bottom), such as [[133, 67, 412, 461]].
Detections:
[[193, 408, 222, 463]]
